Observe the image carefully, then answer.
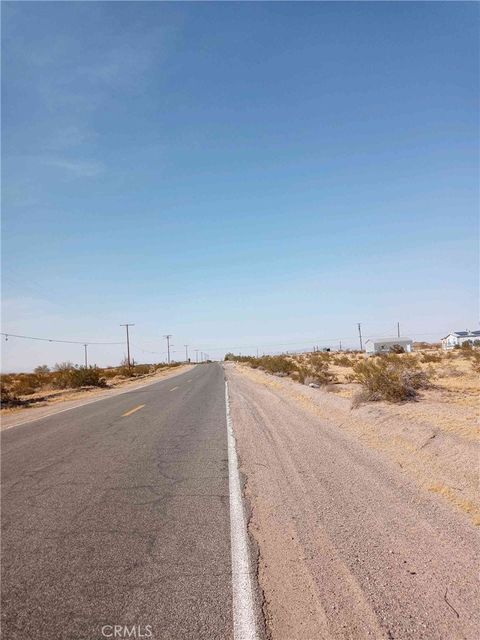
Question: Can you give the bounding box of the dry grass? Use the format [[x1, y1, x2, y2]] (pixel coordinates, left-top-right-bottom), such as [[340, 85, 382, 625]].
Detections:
[[227, 346, 479, 408], [226, 353, 336, 386]]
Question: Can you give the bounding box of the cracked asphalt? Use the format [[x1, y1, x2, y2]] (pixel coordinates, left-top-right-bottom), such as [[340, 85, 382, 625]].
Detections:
[[1, 364, 233, 640]]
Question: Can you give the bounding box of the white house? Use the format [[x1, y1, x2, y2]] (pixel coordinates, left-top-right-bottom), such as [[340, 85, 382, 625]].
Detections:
[[365, 337, 413, 355], [441, 330, 480, 350]]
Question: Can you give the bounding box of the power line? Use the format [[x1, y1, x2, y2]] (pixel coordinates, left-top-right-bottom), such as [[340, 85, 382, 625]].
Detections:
[[130, 342, 165, 356], [0, 332, 122, 345]]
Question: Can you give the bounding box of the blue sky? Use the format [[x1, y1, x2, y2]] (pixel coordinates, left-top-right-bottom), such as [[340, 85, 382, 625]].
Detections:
[[2, 1, 479, 370]]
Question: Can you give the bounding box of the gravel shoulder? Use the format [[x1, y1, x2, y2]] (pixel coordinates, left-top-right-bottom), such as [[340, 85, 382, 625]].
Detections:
[[225, 363, 479, 640]]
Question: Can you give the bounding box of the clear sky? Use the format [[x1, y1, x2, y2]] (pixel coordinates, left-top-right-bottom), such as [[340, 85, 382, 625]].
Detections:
[[2, 1, 479, 371]]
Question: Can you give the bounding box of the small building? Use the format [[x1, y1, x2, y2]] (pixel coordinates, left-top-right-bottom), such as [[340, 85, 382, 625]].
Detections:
[[365, 337, 413, 355], [441, 330, 480, 350]]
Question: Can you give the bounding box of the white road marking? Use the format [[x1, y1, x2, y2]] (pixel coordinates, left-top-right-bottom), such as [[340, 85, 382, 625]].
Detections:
[[225, 381, 260, 640], [169, 386, 179, 391]]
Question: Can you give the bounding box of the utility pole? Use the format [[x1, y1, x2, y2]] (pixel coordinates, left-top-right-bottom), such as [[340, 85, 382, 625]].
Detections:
[[397, 322, 400, 338], [164, 335, 172, 364], [339, 340, 342, 352], [83, 344, 88, 368], [184, 345, 189, 362], [120, 323, 134, 367], [357, 323, 363, 351], [195, 349, 199, 363]]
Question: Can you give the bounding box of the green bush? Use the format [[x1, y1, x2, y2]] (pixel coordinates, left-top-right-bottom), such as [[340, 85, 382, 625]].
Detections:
[[352, 354, 430, 405]]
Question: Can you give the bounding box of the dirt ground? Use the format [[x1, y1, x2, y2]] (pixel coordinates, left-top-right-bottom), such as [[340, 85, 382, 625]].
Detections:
[[225, 359, 479, 640], [232, 356, 479, 524]]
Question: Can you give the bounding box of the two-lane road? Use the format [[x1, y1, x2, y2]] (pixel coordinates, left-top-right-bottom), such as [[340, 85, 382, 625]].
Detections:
[[1, 364, 236, 640]]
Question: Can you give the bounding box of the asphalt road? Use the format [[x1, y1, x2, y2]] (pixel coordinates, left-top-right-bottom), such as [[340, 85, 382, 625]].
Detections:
[[1, 364, 233, 640]]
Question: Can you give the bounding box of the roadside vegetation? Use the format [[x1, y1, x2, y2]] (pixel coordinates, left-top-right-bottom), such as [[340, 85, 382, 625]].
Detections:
[[226, 342, 479, 407], [0, 361, 183, 409], [225, 352, 337, 386], [351, 354, 431, 406]]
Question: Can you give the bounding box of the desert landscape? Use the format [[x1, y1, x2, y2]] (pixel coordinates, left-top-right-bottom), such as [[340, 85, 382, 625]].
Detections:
[[225, 345, 479, 524], [224, 344, 479, 639]]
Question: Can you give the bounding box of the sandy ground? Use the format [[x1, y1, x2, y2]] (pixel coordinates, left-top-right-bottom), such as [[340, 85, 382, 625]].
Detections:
[[232, 363, 479, 525], [0, 364, 194, 430], [226, 363, 479, 640]]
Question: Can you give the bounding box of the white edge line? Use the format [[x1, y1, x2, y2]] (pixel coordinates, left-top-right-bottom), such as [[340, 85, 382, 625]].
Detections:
[[225, 380, 260, 640], [1, 369, 194, 431]]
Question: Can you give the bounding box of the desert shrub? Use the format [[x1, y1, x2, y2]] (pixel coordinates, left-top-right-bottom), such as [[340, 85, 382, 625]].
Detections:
[[11, 374, 42, 396], [307, 354, 337, 385], [292, 366, 310, 384], [34, 364, 50, 374], [53, 361, 75, 372], [0, 381, 22, 407], [310, 351, 331, 363], [351, 354, 430, 405], [117, 366, 134, 378], [132, 364, 151, 376], [333, 355, 353, 367], [53, 366, 106, 389], [471, 352, 480, 374], [102, 369, 120, 380], [266, 356, 297, 375], [67, 367, 107, 388], [421, 352, 442, 363]]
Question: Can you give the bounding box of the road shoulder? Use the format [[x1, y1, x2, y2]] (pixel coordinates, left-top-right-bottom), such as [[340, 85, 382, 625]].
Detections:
[[225, 362, 480, 640]]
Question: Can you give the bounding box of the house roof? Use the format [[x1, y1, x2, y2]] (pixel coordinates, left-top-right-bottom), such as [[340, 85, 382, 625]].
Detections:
[[442, 330, 480, 339]]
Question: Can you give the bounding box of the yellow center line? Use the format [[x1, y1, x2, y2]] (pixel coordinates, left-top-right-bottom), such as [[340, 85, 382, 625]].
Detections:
[[121, 404, 145, 417], [170, 386, 180, 391]]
